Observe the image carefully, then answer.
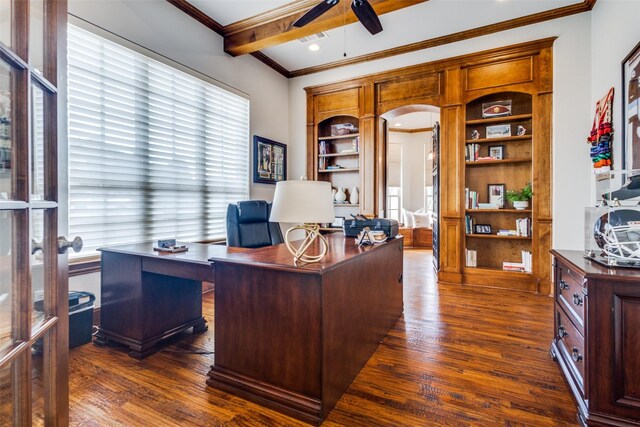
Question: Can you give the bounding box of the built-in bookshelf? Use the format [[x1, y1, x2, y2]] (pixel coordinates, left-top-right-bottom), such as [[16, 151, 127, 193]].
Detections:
[[463, 92, 534, 276], [315, 115, 361, 212]]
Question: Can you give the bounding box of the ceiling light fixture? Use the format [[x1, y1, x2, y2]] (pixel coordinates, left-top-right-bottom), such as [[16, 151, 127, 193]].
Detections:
[[309, 44, 320, 51], [394, 123, 402, 127]]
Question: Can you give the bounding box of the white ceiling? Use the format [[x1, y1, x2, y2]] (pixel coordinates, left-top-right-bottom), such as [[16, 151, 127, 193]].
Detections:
[[390, 111, 440, 130], [184, 0, 583, 72]]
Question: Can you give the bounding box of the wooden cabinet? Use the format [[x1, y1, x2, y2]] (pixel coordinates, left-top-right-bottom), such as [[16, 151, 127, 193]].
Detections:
[[551, 250, 640, 426], [463, 92, 536, 289], [317, 115, 361, 212]]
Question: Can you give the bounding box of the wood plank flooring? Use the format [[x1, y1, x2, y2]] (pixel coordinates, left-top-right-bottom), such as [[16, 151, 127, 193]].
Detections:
[[67, 249, 578, 426]]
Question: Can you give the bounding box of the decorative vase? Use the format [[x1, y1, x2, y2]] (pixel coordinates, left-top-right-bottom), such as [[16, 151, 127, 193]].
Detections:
[[350, 186, 359, 205], [332, 188, 337, 202], [513, 200, 529, 210], [335, 187, 347, 203]]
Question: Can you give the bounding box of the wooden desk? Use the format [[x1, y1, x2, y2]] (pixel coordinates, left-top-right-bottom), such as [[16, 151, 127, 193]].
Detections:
[[207, 234, 404, 425], [96, 242, 242, 358]]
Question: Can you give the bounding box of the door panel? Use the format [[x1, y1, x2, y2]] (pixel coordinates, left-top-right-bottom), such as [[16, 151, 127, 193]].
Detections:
[[0, 0, 68, 425]]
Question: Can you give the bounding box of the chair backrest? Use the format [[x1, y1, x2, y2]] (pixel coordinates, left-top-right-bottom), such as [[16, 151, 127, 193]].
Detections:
[[226, 200, 284, 248]]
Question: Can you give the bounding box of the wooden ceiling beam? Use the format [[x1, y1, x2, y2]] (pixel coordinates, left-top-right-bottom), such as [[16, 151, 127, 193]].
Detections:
[[223, 0, 428, 57]]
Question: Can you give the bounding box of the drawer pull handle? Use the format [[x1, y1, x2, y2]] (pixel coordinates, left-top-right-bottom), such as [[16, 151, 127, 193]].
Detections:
[[558, 326, 568, 338], [572, 293, 583, 306], [571, 347, 583, 362], [398, 273, 403, 284], [559, 280, 569, 292]]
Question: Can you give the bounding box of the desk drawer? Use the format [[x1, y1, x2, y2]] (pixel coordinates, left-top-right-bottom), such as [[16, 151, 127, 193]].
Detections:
[[555, 260, 586, 331], [555, 306, 585, 396], [142, 257, 212, 282]]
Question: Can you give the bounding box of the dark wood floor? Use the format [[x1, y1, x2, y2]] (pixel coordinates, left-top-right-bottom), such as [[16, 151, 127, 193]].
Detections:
[[68, 250, 578, 426]]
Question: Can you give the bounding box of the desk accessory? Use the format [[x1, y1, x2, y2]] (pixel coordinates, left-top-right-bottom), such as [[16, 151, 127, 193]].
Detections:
[[270, 180, 334, 264]]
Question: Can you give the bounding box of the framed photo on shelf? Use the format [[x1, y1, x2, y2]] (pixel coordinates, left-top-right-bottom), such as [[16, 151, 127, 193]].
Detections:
[[623, 41, 640, 169], [253, 135, 287, 184], [488, 145, 504, 160], [486, 124, 511, 139], [474, 224, 492, 234], [482, 100, 512, 118], [487, 183, 505, 208]]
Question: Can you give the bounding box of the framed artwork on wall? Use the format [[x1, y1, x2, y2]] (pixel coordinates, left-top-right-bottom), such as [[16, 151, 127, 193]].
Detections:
[[623, 41, 640, 170], [253, 135, 287, 184]]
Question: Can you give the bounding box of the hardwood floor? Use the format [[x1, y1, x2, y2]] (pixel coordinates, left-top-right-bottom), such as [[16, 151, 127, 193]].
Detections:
[[67, 249, 578, 426]]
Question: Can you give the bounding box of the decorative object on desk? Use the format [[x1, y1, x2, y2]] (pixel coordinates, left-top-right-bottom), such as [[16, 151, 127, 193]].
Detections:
[[356, 227, 387, 247], [516, 125, 526, 136], [153, 245, 188, 253], [270, 180, 334, 264], [486, 124, 511, 138], [349, 186, 359, 205], [488, 183, 505, 208], [330, 123, 358, 136], [505, 182, 532, 210], [474, 224, 492, 234], [591, 208, 640, 267], [488, 145, 504, 160], [334, 186, 347, 203], [471, 129, 480, 140], [253, 135, 287, 184], [482, 100, 512, 118], [157, 238, 176, 248], [587, 87, 614, 173], [623, 42, 640, 169]]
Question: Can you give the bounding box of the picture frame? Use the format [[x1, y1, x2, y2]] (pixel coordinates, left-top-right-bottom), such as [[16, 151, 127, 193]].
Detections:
[[253, 135, 287, 184], [487, 183, 505, 208], [622, 41, 640, 169], [488, 145, 504, 160], [486, 124, 511, 139], [482, 100, 512, 118], [474, 224, 492, 234]]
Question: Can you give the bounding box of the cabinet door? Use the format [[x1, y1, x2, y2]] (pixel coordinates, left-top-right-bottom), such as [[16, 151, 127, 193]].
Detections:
[[591, 279, 640, 420]]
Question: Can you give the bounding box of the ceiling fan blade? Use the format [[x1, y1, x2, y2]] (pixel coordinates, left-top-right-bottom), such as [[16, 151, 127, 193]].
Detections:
[[293, 0, 340, 28], [351, 0, 383, 35]]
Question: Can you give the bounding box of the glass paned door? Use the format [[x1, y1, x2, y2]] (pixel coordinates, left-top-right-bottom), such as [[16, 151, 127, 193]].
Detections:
[[0, 0, 69, 425]]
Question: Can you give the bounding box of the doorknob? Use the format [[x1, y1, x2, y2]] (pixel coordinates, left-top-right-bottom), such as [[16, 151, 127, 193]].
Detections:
[[57, 236, 83, 254]]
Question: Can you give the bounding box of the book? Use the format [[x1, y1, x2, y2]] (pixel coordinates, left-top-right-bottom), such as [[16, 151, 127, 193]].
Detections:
[[465, 249, 477, 267], [154, 245, 188, 253], [477, 203, 499, 209]]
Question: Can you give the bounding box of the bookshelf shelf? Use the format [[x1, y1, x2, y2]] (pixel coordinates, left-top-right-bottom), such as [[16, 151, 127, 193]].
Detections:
[[465, 158, 531, 166], [318, 133, 360, 141], [334, 203, 359, 207], [466, 209, 532, 213], [318, 152, 359, 158], [464, 135, 532, 144], [465, 113, 533, 125], [465, 234, 531, 240], [319, 168, 359, 173]]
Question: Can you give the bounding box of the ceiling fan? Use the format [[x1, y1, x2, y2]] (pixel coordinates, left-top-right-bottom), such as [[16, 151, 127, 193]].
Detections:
[[293, 0, 383, 35]]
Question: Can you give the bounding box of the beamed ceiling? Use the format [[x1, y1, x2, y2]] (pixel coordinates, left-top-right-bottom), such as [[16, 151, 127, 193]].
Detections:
[[167, 0, 597, 78]]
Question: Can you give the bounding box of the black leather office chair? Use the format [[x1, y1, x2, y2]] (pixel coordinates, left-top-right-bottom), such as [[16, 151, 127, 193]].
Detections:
[[226, 200, 284, 248]]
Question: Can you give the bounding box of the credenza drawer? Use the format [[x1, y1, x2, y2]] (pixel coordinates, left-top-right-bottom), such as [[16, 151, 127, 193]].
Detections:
[[555, 260, 586, 331], [555, 306, 585, 395]]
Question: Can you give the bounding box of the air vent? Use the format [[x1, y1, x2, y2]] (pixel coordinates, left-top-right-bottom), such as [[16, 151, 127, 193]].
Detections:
[[298, 32, 328, 44]]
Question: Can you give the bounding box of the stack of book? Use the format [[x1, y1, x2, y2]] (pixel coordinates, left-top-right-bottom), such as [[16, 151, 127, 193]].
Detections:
[[465, 143, 480, 161], [464, 215, 476, 234], [325, 165, 343, 170], [465, 188, 479, 209], [516, 218, 532, 237], [502, 251, 532, 272], [465, 249, 477, 267], [497, 229, 518, 236]]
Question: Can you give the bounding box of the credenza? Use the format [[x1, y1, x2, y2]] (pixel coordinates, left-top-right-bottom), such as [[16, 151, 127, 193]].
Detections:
[[550, 250, 640, 426]]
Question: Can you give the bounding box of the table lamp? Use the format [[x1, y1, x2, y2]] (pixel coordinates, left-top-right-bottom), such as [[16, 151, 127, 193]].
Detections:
[[269, 180, 335, 264]]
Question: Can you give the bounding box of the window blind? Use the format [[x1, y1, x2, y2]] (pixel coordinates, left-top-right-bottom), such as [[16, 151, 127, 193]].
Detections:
[[67, 25, 249, 257]]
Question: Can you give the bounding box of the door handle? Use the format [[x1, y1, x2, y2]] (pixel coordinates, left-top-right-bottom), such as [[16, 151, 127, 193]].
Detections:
[[57, 236, 83, 254], [31, 238, 43, 255]]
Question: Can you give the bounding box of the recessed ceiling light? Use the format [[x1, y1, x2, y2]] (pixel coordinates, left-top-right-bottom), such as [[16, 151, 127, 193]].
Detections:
[[394, 122, 402, 127], [308, 44, 320, 52]]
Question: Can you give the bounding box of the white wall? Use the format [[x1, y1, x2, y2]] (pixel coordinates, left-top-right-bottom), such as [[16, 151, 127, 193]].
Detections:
[[289, 13, 593, 251], [590, 0, 640, 186], [388, 131, 431, 212], [68, 0, 290, 305]]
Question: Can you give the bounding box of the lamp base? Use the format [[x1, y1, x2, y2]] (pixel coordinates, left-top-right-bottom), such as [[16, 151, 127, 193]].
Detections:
[[285, 224, 329, 264]]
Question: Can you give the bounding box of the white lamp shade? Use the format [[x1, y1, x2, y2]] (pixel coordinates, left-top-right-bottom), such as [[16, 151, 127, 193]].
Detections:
[[270, 180, 334, 224]]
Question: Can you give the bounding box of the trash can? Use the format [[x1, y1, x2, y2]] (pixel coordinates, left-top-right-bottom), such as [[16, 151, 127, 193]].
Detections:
[[68, 291, 95, 349], [33, 290, 95, 351]]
